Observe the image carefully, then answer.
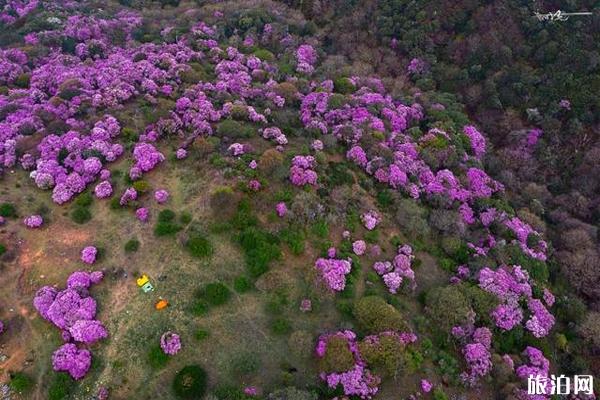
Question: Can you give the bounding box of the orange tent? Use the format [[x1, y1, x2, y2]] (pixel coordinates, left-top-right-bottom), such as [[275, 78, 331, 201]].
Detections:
[[155, 299, 168, 310]]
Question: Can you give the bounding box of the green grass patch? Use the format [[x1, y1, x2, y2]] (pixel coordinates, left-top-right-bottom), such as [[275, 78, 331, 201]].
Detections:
[[0, 202, 17, 218], [124, 238, 140, 253], [148, 345, 169, 369], [198, 282, 231, 306], [185, 234, 213, 258], [233, 276, 252, 293], [172, 365, 207, 399], [9, 371, 34, 394], [71, 207, 92, 224]]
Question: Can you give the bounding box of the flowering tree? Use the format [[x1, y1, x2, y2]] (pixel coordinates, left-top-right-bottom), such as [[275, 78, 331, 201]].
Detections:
[[33, 270, 106, 380]]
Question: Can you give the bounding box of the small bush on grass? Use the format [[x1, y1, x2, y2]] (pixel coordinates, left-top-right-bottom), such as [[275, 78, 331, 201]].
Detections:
[[185, 234, 213, 258], [191, 300, 209, 316], [0, 202, 17, 218], [158, 209, 176, 222], [271, 318, 292, 335], [73, 192, 93, 207], [148, 345, 169, 369], [195, 329, 210, 341], [9, 371, 34, 393], [179, 211, 192, 225], [0, 243, 6, 257], [155, 210, 181, 236], [354, 296, 407, 333], [172, 365, 207, 399], [280, 227, 305, 255], [48, 373, 74, 400], [199, 282, 231, 306], [71, 207, 92, 224], [233, 276, 252, 293], [214, 385, 250, 400], [124, 239, 140, 253], [237, 227, 281, 277]]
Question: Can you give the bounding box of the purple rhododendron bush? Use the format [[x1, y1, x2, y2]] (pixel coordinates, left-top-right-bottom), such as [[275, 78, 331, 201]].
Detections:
[[0, 1, 597, 399]]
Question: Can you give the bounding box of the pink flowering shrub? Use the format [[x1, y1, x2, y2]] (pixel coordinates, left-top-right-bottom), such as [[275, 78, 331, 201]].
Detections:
[[34, 270, 106, 379], [136, 207, 149, 222], [463, 125, 486, 159], [296, 44, 317, 74], [94, 181, 113, 199], [372, 245, 415, 294], [80, 246, 97, 264], [479, 265, 555, 337], [160, 331, 181, 355], [352, 240, 367, 256], [315, 331, 380, 399], [131, 143, 165, 178], [275, 202, 287, 217], [176, 148, 187, 159], [248, 179, 261, 191], [361, 210, 380, 230], [154, 189, 169, 204], [289, 155, 318, 186], [120, 187, 137, 206], [315, 255, 352, 291], [228, 143, 245, 156], [52, 343, 92, 380], [262, 127, 287, 145], [23, 214, 43, 228]]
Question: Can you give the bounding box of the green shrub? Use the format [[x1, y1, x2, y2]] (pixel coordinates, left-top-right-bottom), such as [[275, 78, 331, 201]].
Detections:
[[216, 120, 252, 138], [48, 373, 74, 400], [0, 202, 17, 218], [214, 386, 250, 400], [425, 286, 471, 331], [148, 345, 169, 369], [191, 300, 209, 316], [179, 212, 192, 225], [376, 189, 394, 208], [319, 335, 355, 373], [154, 221, 182, 236], [132, 180, 151, 193], [432, 387, 449, 400], [200, 282, 231, 306], [237, 227, 281, 277], [109, 197, 121, 210], [0, 243, 6, 257], [14, 73, 31, 88], [280, 227, 305, 255], [195, 329, 210, 341], [124, 239, 140, 253], [233, 276, 252, 293], [271, 318, 292, 335], [253, 48, 275, 61], [172, 365, 207, 399], [9, 371, 33, 393], [359, 334, 406, 377], [185, 234, 213, 258], [311, 220, 329, 238], [354, 296, 407, 333], [265, 292, 288, 316], [71, 207, 92, 224], [158, 209, 176, 222], [73, 192, 93, 207], [155, 210, 181, 236], [334, 77, 355, 94]]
